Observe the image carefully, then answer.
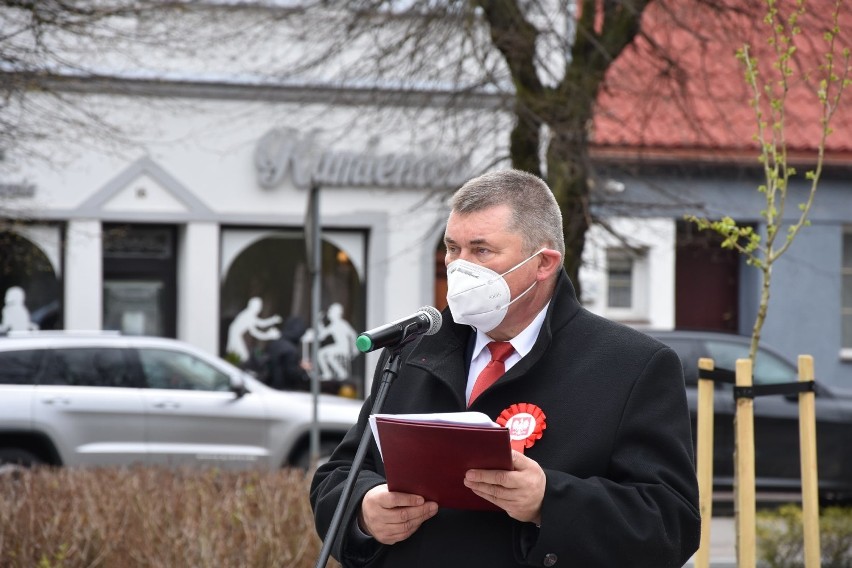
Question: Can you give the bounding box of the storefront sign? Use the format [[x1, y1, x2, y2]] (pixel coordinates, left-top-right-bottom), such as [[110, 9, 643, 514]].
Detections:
[[254, 127, 470, 190]]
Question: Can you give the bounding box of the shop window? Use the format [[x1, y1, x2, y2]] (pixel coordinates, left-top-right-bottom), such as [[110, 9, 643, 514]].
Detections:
[[220, 230, 365, 397], [0, 228, 62, 333]]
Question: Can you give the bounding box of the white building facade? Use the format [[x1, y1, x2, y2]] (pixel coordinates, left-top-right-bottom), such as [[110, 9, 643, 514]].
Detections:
[[2, 83, 519, 395], [0, 2, 683, 395]]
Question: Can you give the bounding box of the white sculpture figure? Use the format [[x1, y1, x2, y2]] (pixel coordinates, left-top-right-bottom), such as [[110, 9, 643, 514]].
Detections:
[[226, 297, 282, 363], [0, 286, 39, 333], [316, 302, 358, 379]]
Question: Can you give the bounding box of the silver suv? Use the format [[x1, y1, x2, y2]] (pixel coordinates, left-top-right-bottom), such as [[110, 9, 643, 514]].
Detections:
[[0, 333, 361, 469]]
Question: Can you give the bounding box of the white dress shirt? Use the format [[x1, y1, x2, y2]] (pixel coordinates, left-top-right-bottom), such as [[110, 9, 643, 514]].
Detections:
[[465, 302, 550, 405]]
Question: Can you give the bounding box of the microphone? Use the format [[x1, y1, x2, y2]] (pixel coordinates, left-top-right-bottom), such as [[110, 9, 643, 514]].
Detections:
[[355, 306, 442, 353]]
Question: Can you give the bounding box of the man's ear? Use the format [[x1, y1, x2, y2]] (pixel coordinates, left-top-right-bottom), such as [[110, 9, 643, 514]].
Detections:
[[536, 249, 562, 281]]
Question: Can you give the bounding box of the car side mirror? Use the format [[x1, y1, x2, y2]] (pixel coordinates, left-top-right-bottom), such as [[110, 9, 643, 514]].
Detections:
[[230, 374, 248, 399]]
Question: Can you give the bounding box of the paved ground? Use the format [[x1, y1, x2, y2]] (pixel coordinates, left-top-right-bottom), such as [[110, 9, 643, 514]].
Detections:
[[683, 516, 737, 568], [683, 493, 807, 566]]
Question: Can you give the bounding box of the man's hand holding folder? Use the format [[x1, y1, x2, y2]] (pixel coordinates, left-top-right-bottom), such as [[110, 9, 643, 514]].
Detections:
[[370, 412, 513, 512]]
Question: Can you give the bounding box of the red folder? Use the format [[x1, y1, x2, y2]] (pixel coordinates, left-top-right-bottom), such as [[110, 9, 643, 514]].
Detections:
[[373, 415, 512, 511]]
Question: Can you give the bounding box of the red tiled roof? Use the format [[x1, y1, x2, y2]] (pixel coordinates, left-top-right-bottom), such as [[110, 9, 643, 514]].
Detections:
[[592, 0, 852, 162]]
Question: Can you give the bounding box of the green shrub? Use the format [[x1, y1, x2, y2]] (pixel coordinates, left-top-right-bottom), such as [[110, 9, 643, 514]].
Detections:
[[757, 503, 852, 568], [0, 466, 340, 568], [822, 507, 852, 568]]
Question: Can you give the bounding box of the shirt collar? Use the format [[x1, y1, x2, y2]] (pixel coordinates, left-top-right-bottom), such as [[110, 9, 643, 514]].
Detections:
[[470, 301, 551, 361]]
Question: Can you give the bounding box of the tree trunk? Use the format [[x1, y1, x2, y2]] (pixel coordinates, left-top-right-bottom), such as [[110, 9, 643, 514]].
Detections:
[[478, 0, 652, 299], [546, 124, 591, 297]]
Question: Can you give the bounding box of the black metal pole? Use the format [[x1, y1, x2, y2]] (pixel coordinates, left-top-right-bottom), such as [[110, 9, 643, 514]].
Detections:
[[307, 181, 321, 467], [314, 349, 403, 568]]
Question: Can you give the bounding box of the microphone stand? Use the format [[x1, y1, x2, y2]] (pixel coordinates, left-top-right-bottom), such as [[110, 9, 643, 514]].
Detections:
[[314, 343, 406, 568]]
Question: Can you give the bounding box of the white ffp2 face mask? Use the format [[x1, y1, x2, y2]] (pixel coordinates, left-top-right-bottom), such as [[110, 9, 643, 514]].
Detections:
[[445, 249, 545, 332]]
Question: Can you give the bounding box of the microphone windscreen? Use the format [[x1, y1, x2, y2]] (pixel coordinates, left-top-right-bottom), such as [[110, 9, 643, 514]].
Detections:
[[419, 306, 442, 335]]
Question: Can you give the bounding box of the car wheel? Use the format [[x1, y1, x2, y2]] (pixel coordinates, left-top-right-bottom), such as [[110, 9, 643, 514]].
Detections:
[[294, 440, 341, 471], [0, 448, 43, 476]]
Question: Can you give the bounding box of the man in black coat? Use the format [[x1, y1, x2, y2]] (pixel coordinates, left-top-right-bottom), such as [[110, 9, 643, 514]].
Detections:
[[311, 169, 701, 567]]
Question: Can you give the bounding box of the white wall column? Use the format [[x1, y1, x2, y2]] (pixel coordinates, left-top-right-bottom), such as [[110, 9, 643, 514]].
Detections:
[[648, 219, 676, 329], [64, 220, 103, 330], [177, 222, 220, 355]]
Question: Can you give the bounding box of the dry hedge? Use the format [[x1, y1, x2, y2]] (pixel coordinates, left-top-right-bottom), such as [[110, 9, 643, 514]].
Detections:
[[0, 466, 340, 568]]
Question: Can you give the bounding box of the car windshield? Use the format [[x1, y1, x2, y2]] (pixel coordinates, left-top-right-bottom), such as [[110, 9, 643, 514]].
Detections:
[[705, 339, 797, 385]]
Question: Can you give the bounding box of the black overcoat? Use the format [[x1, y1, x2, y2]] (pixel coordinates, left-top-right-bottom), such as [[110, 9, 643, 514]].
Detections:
[[311, 271, 701, 567]]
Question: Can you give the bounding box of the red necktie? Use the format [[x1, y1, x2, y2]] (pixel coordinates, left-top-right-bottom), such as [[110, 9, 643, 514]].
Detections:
[[469, 341, 514, 405]]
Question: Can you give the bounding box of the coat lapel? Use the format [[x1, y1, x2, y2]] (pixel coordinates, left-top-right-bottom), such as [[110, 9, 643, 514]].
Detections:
[[487, 270, 581, 390], [404, 314, 470, 407]]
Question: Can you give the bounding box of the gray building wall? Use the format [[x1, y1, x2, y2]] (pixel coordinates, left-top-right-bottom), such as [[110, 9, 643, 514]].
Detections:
[[759, 223, 845, 386], [601, 167, 852, 387]]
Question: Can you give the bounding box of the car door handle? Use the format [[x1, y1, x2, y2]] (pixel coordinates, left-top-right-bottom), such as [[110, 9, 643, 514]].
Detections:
[[41, 397, 71, 405], [152, 401, 181, 409]]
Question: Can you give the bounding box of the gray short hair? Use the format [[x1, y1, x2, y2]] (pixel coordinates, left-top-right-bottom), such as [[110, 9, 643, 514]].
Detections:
[[450, 169, 565, 258]]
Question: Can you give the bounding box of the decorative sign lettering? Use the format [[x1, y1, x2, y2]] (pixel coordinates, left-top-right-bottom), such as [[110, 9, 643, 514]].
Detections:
[[254, 127, 470, 190]]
